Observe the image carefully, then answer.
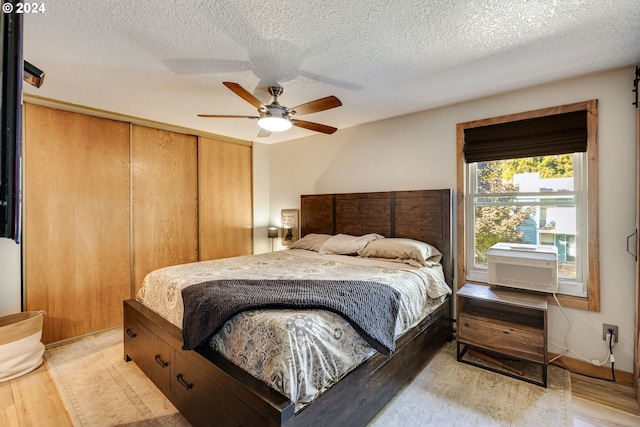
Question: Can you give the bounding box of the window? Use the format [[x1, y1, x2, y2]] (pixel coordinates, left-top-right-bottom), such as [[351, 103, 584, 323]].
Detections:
[[466, 154, 586, 296], [456, 100, 600, 311]]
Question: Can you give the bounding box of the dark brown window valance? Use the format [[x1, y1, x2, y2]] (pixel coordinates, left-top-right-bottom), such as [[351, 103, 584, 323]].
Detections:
[[463, 110, 587, 163]]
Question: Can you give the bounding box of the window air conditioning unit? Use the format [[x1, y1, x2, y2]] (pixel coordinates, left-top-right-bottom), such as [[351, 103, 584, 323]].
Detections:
[[487, 243, 558, 293]]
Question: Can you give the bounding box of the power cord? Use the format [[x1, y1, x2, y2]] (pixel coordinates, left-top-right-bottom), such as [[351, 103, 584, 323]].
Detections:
[[607, 329, 616, 382], [548, 293, 616, 381]]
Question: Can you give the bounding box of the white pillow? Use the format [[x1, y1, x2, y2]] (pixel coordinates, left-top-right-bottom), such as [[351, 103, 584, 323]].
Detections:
[[357, 238, 442, 266], [319, 233, 385, 255]]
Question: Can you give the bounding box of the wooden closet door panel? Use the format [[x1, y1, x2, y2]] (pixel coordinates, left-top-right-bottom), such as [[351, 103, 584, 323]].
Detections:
[[131, 125, 198, 296], [24, 104, 131, 344], [199, 137, 253, 260]]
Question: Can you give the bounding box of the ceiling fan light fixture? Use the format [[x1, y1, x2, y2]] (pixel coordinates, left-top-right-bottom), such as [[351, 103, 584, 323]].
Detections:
[[258, 116, 292, 132], [258, 105, 292, 132]]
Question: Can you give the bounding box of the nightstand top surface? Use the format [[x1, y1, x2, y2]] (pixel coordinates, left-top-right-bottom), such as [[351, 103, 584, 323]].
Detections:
[[458, 283, 548, 310]]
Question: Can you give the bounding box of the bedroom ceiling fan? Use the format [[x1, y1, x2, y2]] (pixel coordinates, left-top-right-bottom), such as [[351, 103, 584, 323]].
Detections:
[[198, 82, 342, 137]]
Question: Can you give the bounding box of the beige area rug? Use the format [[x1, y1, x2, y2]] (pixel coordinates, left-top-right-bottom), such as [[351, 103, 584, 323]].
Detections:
[[45, 328, 190, 427], [46, 328, 572, 427], [370, 343, 572, 427]]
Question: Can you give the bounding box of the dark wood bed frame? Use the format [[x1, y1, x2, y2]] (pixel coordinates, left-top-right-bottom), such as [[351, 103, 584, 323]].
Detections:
[[123, 189, 453, 426]]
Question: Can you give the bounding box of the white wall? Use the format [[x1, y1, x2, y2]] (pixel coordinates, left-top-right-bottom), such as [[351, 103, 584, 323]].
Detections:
[[252, 142, 272, 254], [267, 67, 638, 373], [0, 239, 21, 316]]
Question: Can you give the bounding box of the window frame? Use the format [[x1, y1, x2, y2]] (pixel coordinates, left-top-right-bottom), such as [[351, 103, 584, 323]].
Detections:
[[456, 100, 600, 311], [464, 154, 586, 296]]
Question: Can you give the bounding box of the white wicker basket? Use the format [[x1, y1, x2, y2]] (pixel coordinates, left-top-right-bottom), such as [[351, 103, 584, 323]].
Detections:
[[0, 311, 45, 382]]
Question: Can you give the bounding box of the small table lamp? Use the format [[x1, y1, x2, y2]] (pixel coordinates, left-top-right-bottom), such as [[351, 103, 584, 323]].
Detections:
[[267, 227, 279, 251]]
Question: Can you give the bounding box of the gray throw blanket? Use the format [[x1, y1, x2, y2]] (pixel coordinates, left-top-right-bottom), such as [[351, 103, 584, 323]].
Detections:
[[181, 279, 401, 355]]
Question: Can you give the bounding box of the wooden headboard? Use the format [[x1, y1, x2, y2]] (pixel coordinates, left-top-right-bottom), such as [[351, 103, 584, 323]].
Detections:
[[300, 189, 453, 285]]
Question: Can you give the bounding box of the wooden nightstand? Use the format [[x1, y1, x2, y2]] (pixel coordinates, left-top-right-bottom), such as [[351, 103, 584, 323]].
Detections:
[[456, 283, 548, 387]]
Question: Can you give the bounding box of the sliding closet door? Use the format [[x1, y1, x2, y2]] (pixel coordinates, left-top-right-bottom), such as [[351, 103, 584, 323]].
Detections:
[[24, 104, 131, 344], [199, 137, 253, 260], [131, 125, 198, 296]]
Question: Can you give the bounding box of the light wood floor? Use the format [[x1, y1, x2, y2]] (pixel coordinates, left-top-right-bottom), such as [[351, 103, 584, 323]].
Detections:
[[0, 364, 72, 426], [571, 373, 640, 427], [2, 361, 640, 426]]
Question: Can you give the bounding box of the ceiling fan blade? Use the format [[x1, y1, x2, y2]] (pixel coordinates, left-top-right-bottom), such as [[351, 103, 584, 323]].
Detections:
[[223, 82, 266, 111], [287, 96, 342, 116], [292, 119, 338, 134], [257, 128, 272, 138], [198, 114, 259, 119]]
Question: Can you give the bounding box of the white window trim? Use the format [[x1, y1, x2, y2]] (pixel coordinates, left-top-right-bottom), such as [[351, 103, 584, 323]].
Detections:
[[463, 153, 588, 297]]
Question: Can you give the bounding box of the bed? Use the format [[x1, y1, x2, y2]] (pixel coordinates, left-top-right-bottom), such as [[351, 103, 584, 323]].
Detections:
[[123, 189, 453, 426]]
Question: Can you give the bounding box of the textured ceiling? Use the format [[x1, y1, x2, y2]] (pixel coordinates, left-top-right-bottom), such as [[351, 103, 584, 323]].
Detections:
[[23, 0, 640, 144]]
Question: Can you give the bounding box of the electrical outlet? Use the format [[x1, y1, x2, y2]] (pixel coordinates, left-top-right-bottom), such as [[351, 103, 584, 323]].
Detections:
[[602, 323, 618, 343]]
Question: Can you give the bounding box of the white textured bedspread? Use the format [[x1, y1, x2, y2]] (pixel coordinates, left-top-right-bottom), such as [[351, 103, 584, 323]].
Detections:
[[136, 249, 450, 410]]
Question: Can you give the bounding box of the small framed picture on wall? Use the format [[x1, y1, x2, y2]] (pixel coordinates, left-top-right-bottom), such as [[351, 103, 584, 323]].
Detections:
[[280, 209, 299, 246]]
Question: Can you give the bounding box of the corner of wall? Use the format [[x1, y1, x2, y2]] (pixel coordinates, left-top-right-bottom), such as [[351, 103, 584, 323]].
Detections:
[[0, 238, 22, 315]]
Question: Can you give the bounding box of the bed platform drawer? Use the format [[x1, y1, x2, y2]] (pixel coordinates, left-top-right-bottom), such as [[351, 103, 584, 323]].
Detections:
[[173, 350, 268, 427], [124, 313, 172, 395]]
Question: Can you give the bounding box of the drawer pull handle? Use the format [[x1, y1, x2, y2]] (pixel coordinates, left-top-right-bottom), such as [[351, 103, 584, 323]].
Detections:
[[154, 355, 168, 368], [126, 329, 136, 338], [176, 374, 192, 390]]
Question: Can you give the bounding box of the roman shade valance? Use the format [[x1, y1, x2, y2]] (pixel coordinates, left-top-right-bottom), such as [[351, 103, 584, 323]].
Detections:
[[463, 110, 588, 163]]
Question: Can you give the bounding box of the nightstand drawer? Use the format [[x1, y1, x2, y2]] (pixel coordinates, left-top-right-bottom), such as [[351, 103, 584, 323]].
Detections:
[[458, 312, 545, 363]]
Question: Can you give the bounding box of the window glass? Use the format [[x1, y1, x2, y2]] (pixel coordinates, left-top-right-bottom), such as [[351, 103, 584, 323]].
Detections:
[[466, 153, 586, 296]]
